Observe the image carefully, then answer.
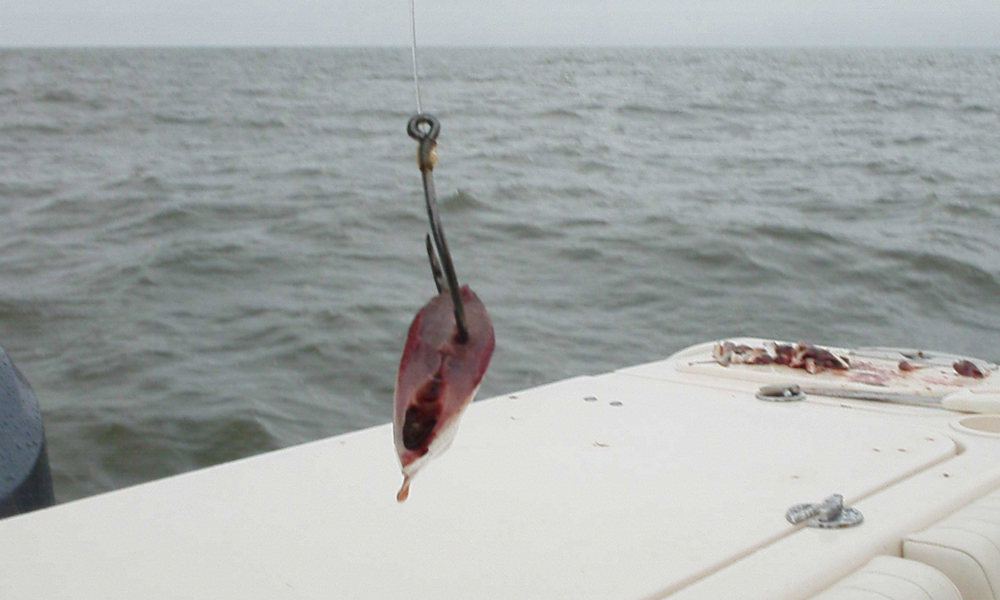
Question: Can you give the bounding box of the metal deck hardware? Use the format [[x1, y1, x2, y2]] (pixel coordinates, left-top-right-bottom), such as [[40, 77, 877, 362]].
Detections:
[[786, 494, 864, 529], [756, 383, 805, 403]]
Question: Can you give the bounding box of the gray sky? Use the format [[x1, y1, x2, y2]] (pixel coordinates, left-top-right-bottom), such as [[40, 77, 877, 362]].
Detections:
[[2, 1, 998, 47]]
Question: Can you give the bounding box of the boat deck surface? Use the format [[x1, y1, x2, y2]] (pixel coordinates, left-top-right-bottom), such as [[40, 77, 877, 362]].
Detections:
[[2, 339, 999, 600]]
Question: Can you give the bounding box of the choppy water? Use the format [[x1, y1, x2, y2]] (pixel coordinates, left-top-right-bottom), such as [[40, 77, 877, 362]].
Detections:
[[1, 47, 999, 503]]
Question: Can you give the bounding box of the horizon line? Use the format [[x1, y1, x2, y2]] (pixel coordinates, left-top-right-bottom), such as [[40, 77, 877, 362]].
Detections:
[[2, 43, 998, 51]]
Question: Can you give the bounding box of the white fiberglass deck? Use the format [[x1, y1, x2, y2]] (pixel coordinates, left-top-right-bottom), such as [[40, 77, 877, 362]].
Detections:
[[3, 339, 1000, 600]]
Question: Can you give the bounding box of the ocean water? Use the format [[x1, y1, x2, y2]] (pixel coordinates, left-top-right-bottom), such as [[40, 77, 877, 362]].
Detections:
[[1, 47, 999, 503]]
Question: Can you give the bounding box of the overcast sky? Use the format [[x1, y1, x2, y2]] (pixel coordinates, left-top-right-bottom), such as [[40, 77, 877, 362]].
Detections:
[[2, 1, 998, 47]]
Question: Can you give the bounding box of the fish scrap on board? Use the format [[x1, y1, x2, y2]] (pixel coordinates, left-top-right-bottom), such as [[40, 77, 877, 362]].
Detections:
[[712, 340, 991, 379]]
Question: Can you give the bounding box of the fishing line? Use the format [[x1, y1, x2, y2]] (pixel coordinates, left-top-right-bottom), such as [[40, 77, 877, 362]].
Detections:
[[405, 0, 469, 341], [409, 0, 423, 114]]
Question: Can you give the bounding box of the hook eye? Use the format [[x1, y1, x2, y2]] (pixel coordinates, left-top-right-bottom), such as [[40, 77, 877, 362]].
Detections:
[[407, 114, 440, 142]]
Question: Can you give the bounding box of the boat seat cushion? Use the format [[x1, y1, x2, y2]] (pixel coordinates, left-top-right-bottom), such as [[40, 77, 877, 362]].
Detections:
[[904, 489, 1000, 600], [808, 555, 962, 600]]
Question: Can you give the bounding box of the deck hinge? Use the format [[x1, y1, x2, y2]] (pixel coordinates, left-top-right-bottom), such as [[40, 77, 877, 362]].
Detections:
[[786, 493, 864, 529]]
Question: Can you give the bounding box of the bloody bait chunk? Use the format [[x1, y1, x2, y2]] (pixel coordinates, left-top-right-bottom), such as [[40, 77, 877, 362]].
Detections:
[[402, 404, 440, 451], [954, 360, 986, 378]]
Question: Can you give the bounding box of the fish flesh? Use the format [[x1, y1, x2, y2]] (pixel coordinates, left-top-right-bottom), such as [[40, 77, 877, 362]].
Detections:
[[954, 359, 987, 378], [393, 285, 495, 502], [713, 340, 850, 373]]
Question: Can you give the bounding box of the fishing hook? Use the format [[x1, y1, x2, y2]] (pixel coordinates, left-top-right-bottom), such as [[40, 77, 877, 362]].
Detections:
[[408, 113, 469, 343], [425, 234, 445, 295]]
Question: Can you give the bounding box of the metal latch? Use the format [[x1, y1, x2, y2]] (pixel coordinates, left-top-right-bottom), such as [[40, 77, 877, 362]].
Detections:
[[786, 493, 864, 529], [757, 383, 805, 402]]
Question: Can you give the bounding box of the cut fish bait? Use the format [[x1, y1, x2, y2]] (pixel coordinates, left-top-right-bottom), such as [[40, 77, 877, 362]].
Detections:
[[393, 286, 494, 502]]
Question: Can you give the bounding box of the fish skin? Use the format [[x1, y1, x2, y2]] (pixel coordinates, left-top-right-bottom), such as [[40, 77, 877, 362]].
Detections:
[[393, 285, 495, 500]]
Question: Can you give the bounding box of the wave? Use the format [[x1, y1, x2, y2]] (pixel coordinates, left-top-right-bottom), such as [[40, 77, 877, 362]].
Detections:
[[77, 412, 279, 469], [557, 246, 603, 261], [560, 217, 609, 228], [153, 112, 215, 126], [749, 222, 842, 247], [0, 122, 65, 134], [875, 247, 1000, 308], [0, 297, 48, 323], [616, 104, 691, 119], [105, 172, 168, 193], [490, 221, 556, 241], [231, 87, 271, 98], [938, 198, 999, 220], [345, 108, 411, 120], [534, 108, 584, 120], [891, 134, 931, 146], [438, 189, 494, 212], [38, 89, 80, 104], [0, 181, 60, 198], [961, 103, 995, 114], [236, 117, 288, 130]]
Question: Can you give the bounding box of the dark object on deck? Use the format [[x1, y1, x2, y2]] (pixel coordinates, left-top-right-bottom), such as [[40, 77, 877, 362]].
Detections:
[[0, 344, 55, 519]]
